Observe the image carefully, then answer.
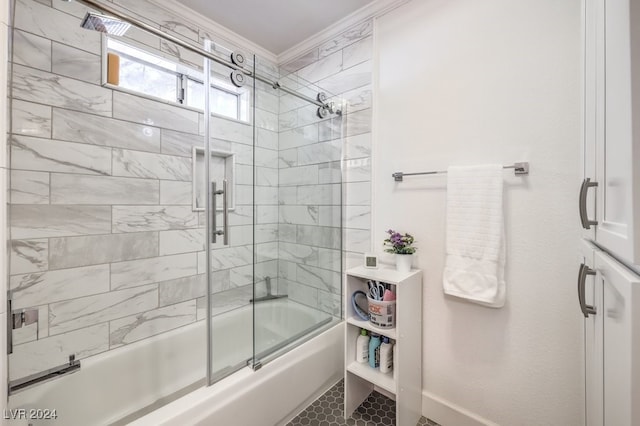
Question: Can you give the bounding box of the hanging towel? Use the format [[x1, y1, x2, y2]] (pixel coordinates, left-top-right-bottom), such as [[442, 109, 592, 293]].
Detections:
[[443, 164, 506, 308]]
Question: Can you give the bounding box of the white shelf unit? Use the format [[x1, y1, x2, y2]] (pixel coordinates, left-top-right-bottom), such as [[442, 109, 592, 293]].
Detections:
[[344, 265, 422, 426]]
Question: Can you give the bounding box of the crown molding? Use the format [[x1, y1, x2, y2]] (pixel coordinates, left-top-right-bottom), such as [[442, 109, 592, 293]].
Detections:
[[150, 0, 278, 63], [277, 0, 411, 65]]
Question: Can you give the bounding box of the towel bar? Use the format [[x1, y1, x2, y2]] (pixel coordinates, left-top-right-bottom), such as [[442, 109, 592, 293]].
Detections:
[[392, 162, 529, 182]]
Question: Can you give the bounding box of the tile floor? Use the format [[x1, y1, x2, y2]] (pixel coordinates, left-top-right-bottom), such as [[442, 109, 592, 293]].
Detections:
[[286, 380, 439, 426]]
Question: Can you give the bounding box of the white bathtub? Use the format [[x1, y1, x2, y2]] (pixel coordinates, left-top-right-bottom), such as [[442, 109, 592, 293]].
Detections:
[[8, 299, 344, 426]]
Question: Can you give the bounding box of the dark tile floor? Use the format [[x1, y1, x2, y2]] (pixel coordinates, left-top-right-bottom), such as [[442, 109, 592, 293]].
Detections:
[[287, 380, 440, 426]]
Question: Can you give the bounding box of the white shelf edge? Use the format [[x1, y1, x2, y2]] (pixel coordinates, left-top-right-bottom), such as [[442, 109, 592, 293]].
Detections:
[[346, 317, 397, 340], [346, 361, 396, 394], [346, 265, 422, 284]]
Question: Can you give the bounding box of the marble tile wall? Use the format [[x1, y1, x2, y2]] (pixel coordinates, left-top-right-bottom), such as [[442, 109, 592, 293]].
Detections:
[[7, 0, 280, 381], [2, 0, 10, 416], [278, 20, 373, 317]]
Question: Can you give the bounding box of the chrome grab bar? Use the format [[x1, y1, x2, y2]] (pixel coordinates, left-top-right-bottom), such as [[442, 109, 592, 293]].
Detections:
[[579, 178, 598, 229], [578, 263, 597, 318]]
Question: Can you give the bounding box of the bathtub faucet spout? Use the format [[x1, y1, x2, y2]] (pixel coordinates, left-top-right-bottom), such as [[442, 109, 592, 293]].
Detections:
[[250, 276, 288, 303]]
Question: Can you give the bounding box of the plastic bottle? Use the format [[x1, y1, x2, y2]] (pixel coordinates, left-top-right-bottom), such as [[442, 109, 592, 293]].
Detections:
[[393, 341, 398, 380], [368, 333, 381, 369], [356, 328, 370, 363], [380, 336, 393, 373]]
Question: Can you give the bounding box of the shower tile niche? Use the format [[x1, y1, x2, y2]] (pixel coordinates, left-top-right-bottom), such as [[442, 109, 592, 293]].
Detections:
[[192, 147, 235, 211]]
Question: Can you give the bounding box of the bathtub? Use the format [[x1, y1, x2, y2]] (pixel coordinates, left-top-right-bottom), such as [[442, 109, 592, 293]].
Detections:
[[8, 299, 344, 426]]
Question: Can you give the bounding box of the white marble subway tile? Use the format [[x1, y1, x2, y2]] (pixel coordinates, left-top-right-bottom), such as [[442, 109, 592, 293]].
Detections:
[[344, 157, 371, 183], [209, 245, 253, 270], [112, 0, 199, 41], [50, 174, 159, 205], [12, 29, 51, 71], [257, 205, 279, 224], [11, 99, 52, 138], [256, 128, 278, 151], [210, 285, 252, 316], [344, 132, 371, 160], [159, 229, 204, 255], [345, 108, 372, 137], [10, 323, 108, 380], [287, 282, 318, 309], [343, 228, 371, 254], [298, 50, 343, 85], [345, 206, 371, 230], [342, 85, 372, 115], [280, 48, 319, 75], [122, 26, 162, 51], [11, 135, 112, 175], [279, 123, 318, 150], [12, 64, 112, 116], [255, 224, 278, 244], [319, 206, 341, 227], [51, 42, 101, 85], [318, 248, 342, 272], [158, 274, 207, 307], [49, 284, 158, 335], [318, 161, 342, 184], [342, 36, 373, 70], [297, 139, 342, 166], [110, 300, 197, 348], [279, 187, 297, 205], [256, 260, 278, 281], [256, 89, 279, 114], [14, 0, 102, 55], [112, 149, 192, 181], [279, 165, 318, 186], [255, 108, 278, 132], [253, 186, 278, 205], [113, 91, 199, 134], [279, 93, 309, 114], [11, 205, 112, 239], [318, 20, 373, 58], [279, 260, 297, 282], [10, 170, 49, 204], [297, 184, 341, 206], [48, 232, 159, 270], [234, 185, 252, 206], [254, 147, 279, 169], [279, 224, 297, 243], [296, 104, 327, 129], [50, 0, 89, 18], [316, 61, 371, 96], [318, 118, 342, 142], [318, 290, 341, 316], [230, 264, 253, 288], [111, 253, 197, 290], [297, 225, 341, 250], [279, 110, 298, 132], [159, 40, 202, 72], [10, 264, 110, 309], [10, 239, 48, 275], [160, 180, 192, 205], [279, 205, 319, 226], [344, 181, 372, 206], [296, 264, 340, 294], [210, 116, 253, 145], [160, 129, 205, 157], [112, 205, 198, 233], [256, 167, 278, 186], [279, 242, 318, 266], [256, 241, 279, 263], [52, 108, 161, 153], [278, 148, 297, 168]]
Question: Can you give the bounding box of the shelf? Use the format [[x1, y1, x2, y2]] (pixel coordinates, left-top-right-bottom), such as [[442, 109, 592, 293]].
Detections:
[[346, 317, 397, 340], [346, 265, 421, 285], [346, 361, 395, 394]]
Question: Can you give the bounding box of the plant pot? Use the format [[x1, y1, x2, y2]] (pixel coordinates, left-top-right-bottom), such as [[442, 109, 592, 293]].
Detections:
[[395, 254, 413, 273]]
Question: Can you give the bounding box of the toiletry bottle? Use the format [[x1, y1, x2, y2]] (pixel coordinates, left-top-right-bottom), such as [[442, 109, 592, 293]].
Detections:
[[356, 328, 370, 363], [368, 333, 381, 369], [379, 336, 393, 373], [393, 340, 398, 380]]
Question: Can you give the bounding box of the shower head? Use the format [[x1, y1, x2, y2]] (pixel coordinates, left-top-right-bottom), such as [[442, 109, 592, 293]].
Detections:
[[80, 12, 131, 36]]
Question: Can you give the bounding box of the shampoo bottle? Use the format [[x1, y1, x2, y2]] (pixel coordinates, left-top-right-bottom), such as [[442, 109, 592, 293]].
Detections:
[[368, 333, 381, 369], [379, 336, 393, 373], [356, 328, 370, 363], [393, 341, 398, 379]]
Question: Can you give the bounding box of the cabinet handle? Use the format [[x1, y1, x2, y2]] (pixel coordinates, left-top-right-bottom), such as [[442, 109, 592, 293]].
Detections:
[[578, 263, 597, 318], [579, 178, 598, 229]]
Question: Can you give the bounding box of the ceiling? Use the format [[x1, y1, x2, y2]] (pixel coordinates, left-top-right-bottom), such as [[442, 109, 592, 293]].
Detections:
[[175, 0, 375, 55]]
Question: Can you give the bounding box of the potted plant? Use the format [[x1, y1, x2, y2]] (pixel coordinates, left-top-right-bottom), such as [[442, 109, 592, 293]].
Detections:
[[383, 229, 417, 272]]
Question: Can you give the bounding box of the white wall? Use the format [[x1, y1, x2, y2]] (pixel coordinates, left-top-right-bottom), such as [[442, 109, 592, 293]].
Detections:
[[373, 0, 583, 424]]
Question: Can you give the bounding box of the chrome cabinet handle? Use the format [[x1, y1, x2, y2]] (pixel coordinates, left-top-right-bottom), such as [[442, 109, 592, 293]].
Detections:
[[211, 181, 224, 243], [578, 263, 597, 318], [579, 178, 598, 229], [222, 179, 229, 245]]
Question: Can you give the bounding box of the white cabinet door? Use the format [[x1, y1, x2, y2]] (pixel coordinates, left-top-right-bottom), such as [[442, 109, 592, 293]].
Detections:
[[593, 0, 640, 263], [595, 251, 640, 426], [580, 241, 603, 426]]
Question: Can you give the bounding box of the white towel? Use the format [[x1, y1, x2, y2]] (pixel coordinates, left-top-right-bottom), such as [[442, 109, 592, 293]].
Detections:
[[443, 164, 506, 308]]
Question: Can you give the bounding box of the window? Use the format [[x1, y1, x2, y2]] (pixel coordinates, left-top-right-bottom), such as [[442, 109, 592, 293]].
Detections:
[[106, 38, 248, 122]]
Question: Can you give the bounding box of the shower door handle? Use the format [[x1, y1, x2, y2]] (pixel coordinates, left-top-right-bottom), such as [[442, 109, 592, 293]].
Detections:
[[222, 179, 229, 245], [211, 181, 224, 243]]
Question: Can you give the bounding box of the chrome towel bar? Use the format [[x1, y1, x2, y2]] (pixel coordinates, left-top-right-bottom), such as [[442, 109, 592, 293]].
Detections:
[[392, 162, 529, 182]]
